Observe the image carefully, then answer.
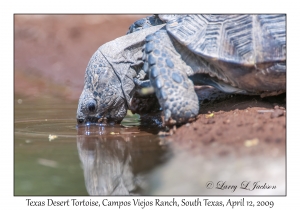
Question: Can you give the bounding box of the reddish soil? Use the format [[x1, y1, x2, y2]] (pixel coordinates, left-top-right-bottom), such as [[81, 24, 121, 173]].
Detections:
[[170, 94, 286, 158], [14, 15, 286, 157]]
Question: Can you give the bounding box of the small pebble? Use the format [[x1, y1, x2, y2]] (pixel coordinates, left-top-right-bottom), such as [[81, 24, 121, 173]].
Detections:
[[205, 113, 214, 118], [244, 138, 259, 147], [223, 119, 230, 124], [173, 125, 177, 132], [271, 109, 284, 118]]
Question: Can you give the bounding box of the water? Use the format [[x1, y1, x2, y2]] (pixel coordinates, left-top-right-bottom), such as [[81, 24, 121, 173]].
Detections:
[[14, 94, 285, 196], [15, 95, 85, 195], [14, 94, 169, 195]]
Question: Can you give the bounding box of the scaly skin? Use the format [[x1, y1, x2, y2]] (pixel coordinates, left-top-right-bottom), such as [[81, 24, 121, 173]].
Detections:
[[142, 29, 199, 124], [76, 24, 165, 124], [76, 49, 128, 124]]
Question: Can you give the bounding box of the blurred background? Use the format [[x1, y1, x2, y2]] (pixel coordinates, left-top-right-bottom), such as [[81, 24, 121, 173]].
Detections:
[[14, 15, 147, 101]]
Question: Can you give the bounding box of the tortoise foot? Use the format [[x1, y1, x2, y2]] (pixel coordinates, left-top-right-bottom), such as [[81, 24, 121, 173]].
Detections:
[[143, 29, 199, 124]]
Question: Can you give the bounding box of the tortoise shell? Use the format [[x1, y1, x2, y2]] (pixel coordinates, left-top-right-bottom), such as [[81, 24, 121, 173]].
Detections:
[[161, 14, 286, 94]]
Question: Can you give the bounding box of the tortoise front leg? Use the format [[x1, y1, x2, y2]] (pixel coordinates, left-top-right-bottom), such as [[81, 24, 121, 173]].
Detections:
[[142, 29, 199, 125]]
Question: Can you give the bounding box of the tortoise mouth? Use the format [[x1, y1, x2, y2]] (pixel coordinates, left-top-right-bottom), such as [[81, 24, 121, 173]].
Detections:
[[77, 116, 122, 125], [77, 116, 99, 124]]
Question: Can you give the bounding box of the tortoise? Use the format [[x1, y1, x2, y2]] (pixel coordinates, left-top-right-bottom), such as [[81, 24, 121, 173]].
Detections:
[[76, 14, 286, 125]]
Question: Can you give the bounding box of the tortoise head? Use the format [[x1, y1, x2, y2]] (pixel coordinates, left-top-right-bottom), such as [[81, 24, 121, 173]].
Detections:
[[76, 50, 132, 125], [77, 24, 167, 125]]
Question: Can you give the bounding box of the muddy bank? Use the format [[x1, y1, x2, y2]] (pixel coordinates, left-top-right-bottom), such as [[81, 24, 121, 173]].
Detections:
[[168, 94, 286, 158], [141, 94, 286, 195]]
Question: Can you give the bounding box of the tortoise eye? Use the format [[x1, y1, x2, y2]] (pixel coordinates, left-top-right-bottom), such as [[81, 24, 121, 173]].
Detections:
[[77, 119, 84, 124], [87, 100, 96, 112]]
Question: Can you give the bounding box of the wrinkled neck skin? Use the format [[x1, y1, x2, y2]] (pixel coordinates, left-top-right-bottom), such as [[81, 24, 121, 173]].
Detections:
[[77, 24, 165, 125]]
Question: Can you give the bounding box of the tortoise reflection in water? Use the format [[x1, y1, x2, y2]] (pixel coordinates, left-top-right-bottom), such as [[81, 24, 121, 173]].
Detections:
[[77, 125, 169, 195]]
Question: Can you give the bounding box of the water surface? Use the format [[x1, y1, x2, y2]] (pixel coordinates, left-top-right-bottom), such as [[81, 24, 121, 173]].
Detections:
[[14, 94, 169, 195]]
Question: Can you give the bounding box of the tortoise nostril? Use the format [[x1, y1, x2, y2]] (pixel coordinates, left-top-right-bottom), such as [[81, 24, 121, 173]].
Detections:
[[87, 100, 96, 112], [77, 119, 84, 124]]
